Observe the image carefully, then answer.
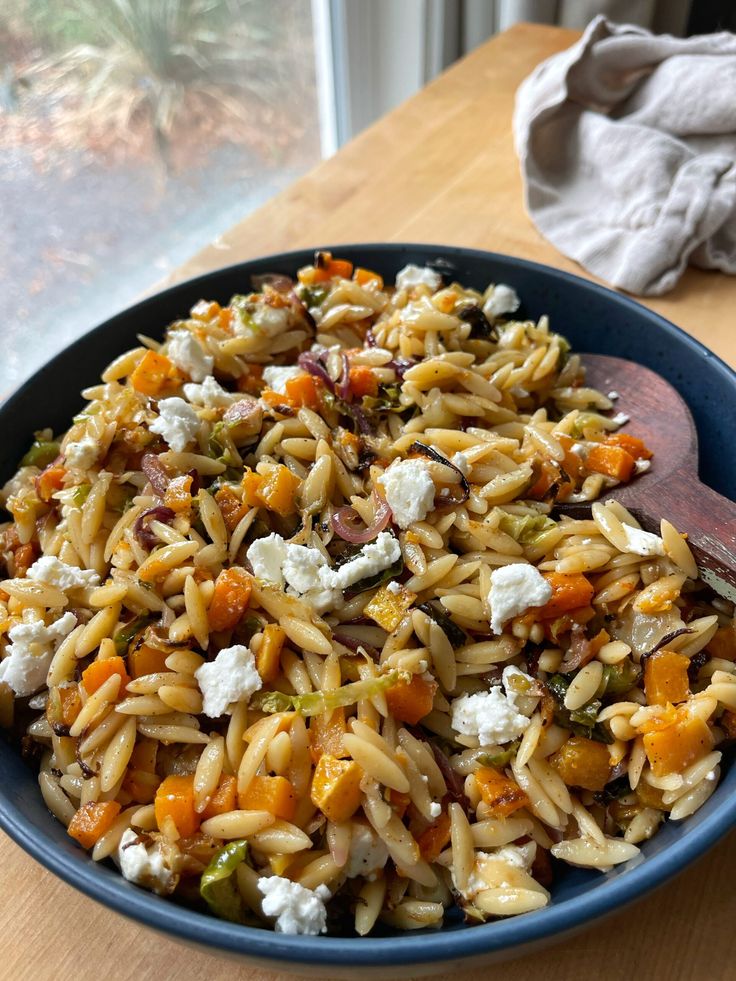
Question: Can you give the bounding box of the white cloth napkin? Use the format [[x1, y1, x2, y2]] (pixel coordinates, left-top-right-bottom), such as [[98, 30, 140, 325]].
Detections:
[[513, 16, 736, 296]]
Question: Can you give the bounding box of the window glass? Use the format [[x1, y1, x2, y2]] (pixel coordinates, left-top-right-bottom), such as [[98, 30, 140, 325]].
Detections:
[[0, 0, 320, 391]]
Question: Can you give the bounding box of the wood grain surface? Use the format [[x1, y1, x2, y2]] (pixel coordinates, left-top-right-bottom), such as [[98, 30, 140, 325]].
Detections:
[[578, 355, 736, 601], [3, 21, 736, 981]]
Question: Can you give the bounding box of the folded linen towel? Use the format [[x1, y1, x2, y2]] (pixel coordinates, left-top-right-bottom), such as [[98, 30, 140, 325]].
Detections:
[[513, 16, 736, 296]]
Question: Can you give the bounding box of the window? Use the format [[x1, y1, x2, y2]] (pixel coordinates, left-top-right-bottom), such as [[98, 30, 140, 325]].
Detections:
[[0, 0, 321, 391]]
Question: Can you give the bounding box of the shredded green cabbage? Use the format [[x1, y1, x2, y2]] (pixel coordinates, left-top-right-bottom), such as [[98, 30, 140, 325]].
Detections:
[[253, 671, 399, 717], [498, 512, 557, 547], [200, 840, 250, 923]]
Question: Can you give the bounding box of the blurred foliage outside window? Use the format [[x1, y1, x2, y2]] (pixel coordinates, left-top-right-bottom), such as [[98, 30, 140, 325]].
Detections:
[[0, 0, 320, 390]]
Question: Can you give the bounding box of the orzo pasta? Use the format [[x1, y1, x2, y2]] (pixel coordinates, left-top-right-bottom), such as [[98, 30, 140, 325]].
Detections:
[[1, 253, 734, 935]]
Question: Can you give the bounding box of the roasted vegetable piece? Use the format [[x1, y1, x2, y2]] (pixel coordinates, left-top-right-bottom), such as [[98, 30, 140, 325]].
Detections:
[[257, 465, 301, 517], [47, 683, 82, 730], [81, 656, 130, 696], [474, 766, 529, 817], [129, 642, 169, 678], [284, 374, 321, 409], [36, 465, 67, 502], [635, 779, 670, 811], [215, 485, 248, 531], [707, 622, 736, 661], [208, 567, 252, 632], [164, 474, 193, 513], [364, 582, 417, 632], [353, 267, 383, 288], [385, 674, 437, 725], [155, 774, 200, 837], [129, 350, 183, 396], [349, 366, 379, 398], [603, 433, 653, 460], [202, 775, 238, 820], [239, 775, 296, 821], [310, 754, 363, 823], [644, 649, 690, 705], [200, 840, 250, 923], [67, 801, 121, 848], [21, 438, 60, 468], [256, 623, 286, 684], [586, 443, 636, 482], [417, 811, 451, 862], [539, 573, 595, 619], [309, 708, 349, 763], [643, 708, 714, 776], [550, 735, 611, 791]]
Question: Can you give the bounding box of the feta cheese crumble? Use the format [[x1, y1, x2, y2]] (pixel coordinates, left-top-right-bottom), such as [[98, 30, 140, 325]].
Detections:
[[281, 541, 341, 613], [487, 563, 553, 634], [323, 532, 400, 591], [246, 532, 400, 611], [182, 375, 236, 408], [246, 532, 288, 586], [344, 823, 389, 880], [395, 264, 442, 293], [64, 436, 98, 470], [635, 459, 651, 474], [611, 412, 630, 426], [483, 284, 520, 319], [257, 876, 330, 935], [608, 391, 620, 401], [262, 365, 304, 395], [117, 828, 177, 895], [450, 682, 531, 747], [27, 556, 100, 591], [429, 801, 442, 819], [621, 524, 665, 557], [0, 612, 77, 696], [246, 534, 340, 613], [150, 397, 200, 452], [195, 644, 262, 717], [166, 329, 213, 382], [377, 459, 435, 529], [451, 451, 471, 476]]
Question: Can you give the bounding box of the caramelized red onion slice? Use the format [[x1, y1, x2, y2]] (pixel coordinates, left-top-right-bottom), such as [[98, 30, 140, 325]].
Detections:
[[408, 440, 470, 504], [297, 350, 335, 392], [141, 453, 170, 497], [331, 495, 391, 543], [134, 506, 176, 549]]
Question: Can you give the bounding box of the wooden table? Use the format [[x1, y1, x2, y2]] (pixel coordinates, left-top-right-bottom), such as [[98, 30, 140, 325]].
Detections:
[[3, 22, 735, 981]]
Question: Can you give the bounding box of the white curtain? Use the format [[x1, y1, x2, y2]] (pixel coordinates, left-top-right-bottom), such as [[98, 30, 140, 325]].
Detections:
[[460, 0, 693, 51], [320, 0, 695, 150]]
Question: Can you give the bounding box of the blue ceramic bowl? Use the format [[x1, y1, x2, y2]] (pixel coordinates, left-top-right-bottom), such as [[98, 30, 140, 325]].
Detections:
[[1, 245, 735, 977]]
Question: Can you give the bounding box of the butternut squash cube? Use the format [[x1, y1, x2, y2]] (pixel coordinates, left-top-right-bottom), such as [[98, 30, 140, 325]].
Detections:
[[309, 708, 349, 763], [644, 709, 714, 777], [385, 674, 436, 725], [550, 735, 611, 791], [364, 583, 417, 632], [474, 766, 529, 817], [239, 775, 296, 821], [310, 754, 363, 823], [644, 649, 690, 705]]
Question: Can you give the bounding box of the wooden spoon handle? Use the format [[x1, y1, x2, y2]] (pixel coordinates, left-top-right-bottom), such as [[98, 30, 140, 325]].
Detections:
[[663, 477, 736, 602]]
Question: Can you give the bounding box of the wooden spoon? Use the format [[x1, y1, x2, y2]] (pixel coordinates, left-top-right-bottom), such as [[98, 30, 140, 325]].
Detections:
[[559, 354, 736, 602]]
